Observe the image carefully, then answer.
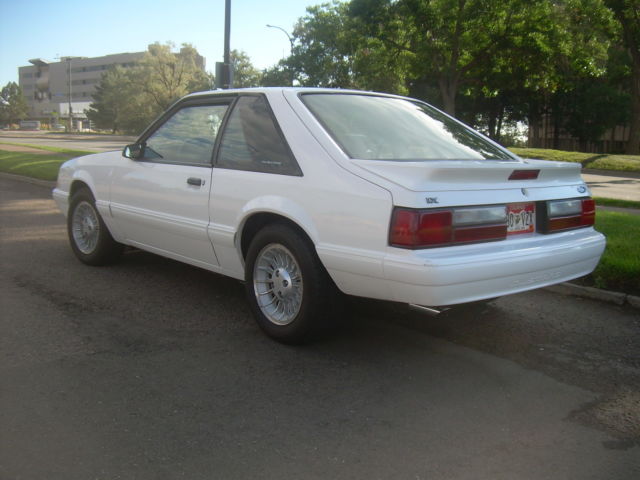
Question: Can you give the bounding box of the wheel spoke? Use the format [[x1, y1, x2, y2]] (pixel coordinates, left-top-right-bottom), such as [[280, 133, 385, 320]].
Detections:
[[253, 243, 304, 326], [71, 201, 100, 254]]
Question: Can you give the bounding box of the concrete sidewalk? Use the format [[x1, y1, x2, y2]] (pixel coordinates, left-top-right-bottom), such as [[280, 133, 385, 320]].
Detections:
[[582, 171, 640, 202]]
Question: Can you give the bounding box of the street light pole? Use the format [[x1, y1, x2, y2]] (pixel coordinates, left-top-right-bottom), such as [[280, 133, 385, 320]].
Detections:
[[266, 24, 294, 53], [266, 24, 295, 86], [58, 56, 78, 132], [222, 0, 232, 89], [215, 0, 232, 89], [67, 58, 72, 132]]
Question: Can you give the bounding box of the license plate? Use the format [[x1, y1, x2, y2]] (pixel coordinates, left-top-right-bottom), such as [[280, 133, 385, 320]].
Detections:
[[507, 203, 535, 234]]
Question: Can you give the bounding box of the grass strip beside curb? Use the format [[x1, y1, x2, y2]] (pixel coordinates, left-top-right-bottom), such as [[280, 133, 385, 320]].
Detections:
[[594, 197, 640, 209], [0, 141, 95, 156], [585, 210, 640, 296], [0, 147, 92, 181]]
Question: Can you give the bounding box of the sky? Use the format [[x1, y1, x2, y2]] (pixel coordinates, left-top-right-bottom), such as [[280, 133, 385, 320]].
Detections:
[[0, 0, 316, 87]]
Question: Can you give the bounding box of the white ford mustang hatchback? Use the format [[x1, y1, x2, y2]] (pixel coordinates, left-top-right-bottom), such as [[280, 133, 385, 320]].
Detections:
[[53, 88, 606, 343]]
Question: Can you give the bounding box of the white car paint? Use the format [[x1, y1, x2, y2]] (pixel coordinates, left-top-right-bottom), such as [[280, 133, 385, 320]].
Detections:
[[53, 87, 606, 308]]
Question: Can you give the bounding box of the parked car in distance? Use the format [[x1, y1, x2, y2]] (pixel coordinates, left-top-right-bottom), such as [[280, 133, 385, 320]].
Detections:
[[53, 88, 606, 343]]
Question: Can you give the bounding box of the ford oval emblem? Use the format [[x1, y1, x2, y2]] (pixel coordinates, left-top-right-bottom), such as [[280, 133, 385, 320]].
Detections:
[[577, 186, 587, 194]]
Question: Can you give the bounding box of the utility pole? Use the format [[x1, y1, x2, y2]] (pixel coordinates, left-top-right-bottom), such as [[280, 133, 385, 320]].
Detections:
[[66, 58, 72, 132], [216, 0, 233, 89], [58, 56, 82, 131]]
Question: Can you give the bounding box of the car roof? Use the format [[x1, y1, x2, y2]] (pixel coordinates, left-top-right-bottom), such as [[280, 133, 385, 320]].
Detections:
[[183, 87, 403, 101]]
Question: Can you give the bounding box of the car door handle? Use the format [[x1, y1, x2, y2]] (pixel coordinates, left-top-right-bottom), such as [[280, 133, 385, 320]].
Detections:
[[187, 177, 204, 187]]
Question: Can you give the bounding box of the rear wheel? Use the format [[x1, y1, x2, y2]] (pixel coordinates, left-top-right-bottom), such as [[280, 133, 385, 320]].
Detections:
[[245, 223, 341, 344], [68, 188, 123, 265]]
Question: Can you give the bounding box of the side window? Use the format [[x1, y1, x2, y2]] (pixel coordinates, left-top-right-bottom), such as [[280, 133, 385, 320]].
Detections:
[[217, 96, 302, 175], [144, 104, 228, 166]]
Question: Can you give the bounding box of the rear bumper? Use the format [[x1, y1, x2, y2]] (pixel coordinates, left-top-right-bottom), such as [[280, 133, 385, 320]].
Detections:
[[321, 228, 606, 306]]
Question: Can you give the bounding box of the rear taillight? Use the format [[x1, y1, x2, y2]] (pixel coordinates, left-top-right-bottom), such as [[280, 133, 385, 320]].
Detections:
[[390, 206, 507, 249], [544, 198, 595, 233]]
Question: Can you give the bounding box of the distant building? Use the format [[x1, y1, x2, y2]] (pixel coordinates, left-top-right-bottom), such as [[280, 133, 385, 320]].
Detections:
[[18, 48, 205, 130], [19, 52, 144, 129]]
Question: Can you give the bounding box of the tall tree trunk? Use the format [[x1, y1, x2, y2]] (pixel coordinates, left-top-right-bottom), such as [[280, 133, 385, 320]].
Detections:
[[496, 105, 504, 143], [552, 95, 562, 150], [527, 104, 541, 148], [626, 55, 640, 154], [438, 77, 457, 116], [487, 113, 497, 140]]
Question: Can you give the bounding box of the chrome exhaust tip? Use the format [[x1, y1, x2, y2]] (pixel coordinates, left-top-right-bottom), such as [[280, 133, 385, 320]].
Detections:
[[409, 304, 449, 316]]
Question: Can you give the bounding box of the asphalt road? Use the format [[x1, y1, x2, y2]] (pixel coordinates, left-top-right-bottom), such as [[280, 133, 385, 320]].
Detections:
[[0, 131, 136, 152], [1, 177, 639, 480]]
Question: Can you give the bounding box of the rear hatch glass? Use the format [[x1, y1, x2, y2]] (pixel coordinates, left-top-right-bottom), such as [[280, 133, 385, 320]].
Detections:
[[301, 93, 517, 162]]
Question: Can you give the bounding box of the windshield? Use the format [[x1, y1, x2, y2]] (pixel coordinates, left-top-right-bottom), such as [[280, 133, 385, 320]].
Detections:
[[301, 93, 516, 161]]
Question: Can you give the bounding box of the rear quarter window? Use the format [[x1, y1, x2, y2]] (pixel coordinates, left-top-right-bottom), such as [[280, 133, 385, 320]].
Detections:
[[217, 95, 302, 176]]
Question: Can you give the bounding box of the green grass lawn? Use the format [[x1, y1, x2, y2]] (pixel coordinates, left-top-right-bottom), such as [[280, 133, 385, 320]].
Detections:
[[594, 197, 640, 210], [510, 147, 640, 173], [0, 145, 92, 181], [0, 142, 95, 156], [587, 210, 640, 296]]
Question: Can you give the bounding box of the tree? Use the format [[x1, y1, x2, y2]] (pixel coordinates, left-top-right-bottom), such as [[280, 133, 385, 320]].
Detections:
[[477, 0, 614, 144], [132, 42, 210, 113], [86, 67, 130, 133], [231, 50, 262, 87], [261, 61, 293, 87], [605, 0, 640, 153], [86, 43, 209, 134], [562, 78, 630, 149], [0, 82, 28, 126], [349, 0, 614, 122], [350, 0, 529, 115], [281, 1, 408, 93], [288, 2, 358, 88]]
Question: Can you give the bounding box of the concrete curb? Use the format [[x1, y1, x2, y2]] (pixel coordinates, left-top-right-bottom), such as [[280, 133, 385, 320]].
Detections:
[[0, 172, 55, 188], [544, 283, 639, 309], [582, 168, 640, 179]]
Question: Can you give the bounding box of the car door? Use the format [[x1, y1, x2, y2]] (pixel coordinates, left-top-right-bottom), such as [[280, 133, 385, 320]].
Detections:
[[110, 99, 231, 269]]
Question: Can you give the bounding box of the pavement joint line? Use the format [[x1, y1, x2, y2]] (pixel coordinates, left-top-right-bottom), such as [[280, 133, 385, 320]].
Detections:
[[2, 172, 637, 310]]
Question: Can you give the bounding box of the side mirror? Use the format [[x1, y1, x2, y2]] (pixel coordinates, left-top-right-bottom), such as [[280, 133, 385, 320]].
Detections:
[[123, 143, 144, 160]]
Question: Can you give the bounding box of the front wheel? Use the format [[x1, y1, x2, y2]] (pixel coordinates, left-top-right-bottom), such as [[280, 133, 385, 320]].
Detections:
[[244, 223, 341, 344], [68, 188, 123, 265]]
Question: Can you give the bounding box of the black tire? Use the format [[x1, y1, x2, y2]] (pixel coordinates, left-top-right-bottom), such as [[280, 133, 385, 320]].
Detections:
[[244, 223, 341, 344], [67, 187, 123, 266]]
